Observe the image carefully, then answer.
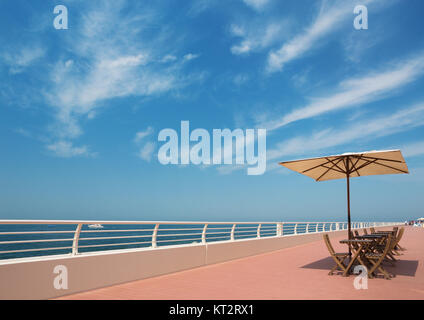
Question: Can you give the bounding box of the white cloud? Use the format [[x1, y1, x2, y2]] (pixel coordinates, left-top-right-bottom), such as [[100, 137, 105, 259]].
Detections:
[[46, 141, 95, 158], [267, 103, 424, 161], [187, 0, 217, 16], [161, 54, 177, 63], [262, 54, 424, 131], [233, 73, 249, 86], [41, 1, 202, 145], [138, 142, 156, 162], [221, 103, 424, 175], [183, 53, 200, 61], [104, 54, 148, 68], [230, 21, 289, 55], [134, 127, 154, 143], [2, 46, 45, 74], [402, 141, 424, 158], [243, 0, 269, 11], [265, 0, 385, 73]]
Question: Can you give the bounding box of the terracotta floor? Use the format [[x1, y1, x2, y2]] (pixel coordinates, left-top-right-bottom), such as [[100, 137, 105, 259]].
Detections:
[[58, 227, 424, 300]]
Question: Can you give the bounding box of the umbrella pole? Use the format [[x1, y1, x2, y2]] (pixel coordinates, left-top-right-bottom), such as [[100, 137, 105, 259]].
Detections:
[[347, 173, 352, 258]]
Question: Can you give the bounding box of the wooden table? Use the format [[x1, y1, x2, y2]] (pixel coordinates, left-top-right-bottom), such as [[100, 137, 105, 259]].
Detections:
[[339, 239, 375, 276]]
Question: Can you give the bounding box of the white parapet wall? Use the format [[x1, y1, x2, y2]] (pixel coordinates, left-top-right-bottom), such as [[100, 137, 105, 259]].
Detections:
[[0, 225, 399, 300]]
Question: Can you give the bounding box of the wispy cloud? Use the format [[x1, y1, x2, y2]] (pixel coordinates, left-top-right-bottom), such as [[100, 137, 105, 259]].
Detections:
[[183, 53, 200, 61], [40, 1, 202, 149], [265, 0, 391, 73], [266, 1, 350, 72], [134, 127, 156, 162], [402, 140, 424, 158], [267, 103, 424, 161], [46, 141, 95, 158], [243, 0, 270, 11], [187, 0, 217, 17], [138, 141, 156, 162], [220, 102, 424, 175], [2, 45, 45, 74], [134, 126, 154, 143], [230, 20, 290, 55], [161, 54, 177, 63], [261, 53, 424, 131], [233, 73, 250, 86]]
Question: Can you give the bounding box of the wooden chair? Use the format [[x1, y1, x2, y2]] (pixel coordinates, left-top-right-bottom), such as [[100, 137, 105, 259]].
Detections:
[[363, 229, 368, 235], [365, 234, 394, 279], [354, 230, 360, 237], [367, 233, 397, 268], [370, 227, 376, 233], [323, 234, 350, 275], [394, 227, 406, 252]]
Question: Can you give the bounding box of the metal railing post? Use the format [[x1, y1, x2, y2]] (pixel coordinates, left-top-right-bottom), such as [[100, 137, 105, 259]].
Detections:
[[230, 224, 236, 241], [201, 224, 208, 244], [294, 223, 298, 235], [277, 223, 282, 236], [72, 223, 82, 256], [152, 223, 159, 248], [257, 224, 261, 238]]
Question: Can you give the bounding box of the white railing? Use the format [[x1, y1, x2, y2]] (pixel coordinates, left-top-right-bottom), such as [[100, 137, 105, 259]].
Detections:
[[0, 220, 401, 261]]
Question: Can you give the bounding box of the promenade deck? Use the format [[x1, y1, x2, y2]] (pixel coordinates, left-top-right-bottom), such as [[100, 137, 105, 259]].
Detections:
[[59, 226, 423, 300]]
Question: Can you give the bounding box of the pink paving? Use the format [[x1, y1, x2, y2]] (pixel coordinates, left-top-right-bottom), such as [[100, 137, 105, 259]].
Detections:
[[58, 227, 424, 300]]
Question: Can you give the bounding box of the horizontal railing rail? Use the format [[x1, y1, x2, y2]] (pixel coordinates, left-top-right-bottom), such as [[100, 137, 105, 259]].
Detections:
[[0, 220, 401, 261]]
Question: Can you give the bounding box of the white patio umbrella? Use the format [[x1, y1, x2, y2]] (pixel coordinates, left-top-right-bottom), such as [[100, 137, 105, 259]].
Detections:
[[279, 150, 409, 256]]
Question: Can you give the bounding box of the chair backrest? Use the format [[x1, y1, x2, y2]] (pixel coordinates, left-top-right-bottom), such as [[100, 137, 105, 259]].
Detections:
[[395, 227, 405, 245], [363, 229, 368, 235], [354, 230, 360, 237], [382, 234, 393, 256], [323, 234, 336, 256], [370, 227, 376, 233], [392, 226, 398, 236]]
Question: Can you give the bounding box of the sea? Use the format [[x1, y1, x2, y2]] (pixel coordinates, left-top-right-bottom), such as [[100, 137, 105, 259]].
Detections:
[[0, 222, 338, 261]]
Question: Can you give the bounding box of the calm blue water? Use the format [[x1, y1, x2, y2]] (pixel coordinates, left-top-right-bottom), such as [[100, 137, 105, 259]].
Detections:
[[0, 223, 340, 261]]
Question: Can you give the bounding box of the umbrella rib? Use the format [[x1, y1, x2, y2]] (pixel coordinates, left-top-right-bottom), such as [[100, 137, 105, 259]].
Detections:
[[325, 157, 347, 174], [301, 159, 334, 174], [316, 158, 345, 181], [350, 156, 408, 174], [352, 159, 377, 172], [356, 155, 404, 163], [349, 157, 360, 177], [371, 160, 409, 174], [321, 165, 345, 174], [351, 155, 362, 169]]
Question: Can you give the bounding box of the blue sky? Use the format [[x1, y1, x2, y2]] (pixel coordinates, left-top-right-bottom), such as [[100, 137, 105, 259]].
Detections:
[[1, 0, 423, 222]]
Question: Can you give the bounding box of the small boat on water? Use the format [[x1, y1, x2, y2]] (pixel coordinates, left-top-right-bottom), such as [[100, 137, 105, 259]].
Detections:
[[88, 224, 104, 229]]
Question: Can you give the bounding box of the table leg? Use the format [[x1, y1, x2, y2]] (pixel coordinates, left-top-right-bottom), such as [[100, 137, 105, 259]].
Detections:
[[343, 244, 363, 277]]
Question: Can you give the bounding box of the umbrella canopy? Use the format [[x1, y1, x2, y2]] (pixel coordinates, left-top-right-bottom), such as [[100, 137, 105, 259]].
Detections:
[[279, 149, 409, 256], [280, 150, 409, 181]]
